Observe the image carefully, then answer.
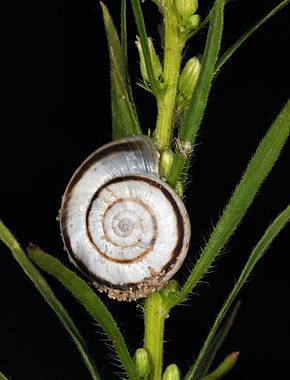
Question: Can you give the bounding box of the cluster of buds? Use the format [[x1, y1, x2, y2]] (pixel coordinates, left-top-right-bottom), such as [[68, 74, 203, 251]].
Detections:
[[135, 36, 163, 83], [133, 346, 181, 379], [174, 0, 200, 35]]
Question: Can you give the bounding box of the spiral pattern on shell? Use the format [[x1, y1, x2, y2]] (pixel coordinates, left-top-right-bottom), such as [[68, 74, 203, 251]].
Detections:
[[59, 136, 191, 301]]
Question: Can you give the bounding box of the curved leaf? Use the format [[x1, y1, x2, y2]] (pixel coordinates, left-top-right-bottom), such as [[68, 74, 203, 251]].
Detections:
[[100, 2, 141, 139], [167, 99, 290, 308], [0, 221, 100, 380], [0, 371, 9, 380], [185, 205, 290, 379], [201, 352, 239, 380], [215, 0, 290, 73], [28, 246, 139, 380], [189, 302, 241, 380]]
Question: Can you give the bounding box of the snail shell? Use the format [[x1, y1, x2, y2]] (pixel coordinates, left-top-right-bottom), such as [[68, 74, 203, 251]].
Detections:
[[59, 136, 190, 301]]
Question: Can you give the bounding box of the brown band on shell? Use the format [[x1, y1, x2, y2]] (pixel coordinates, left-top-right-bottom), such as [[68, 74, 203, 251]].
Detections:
[[59, 139, 149, 270], [60, 137, 159, 265], [62, 137, 158, 200], [60, 175, 185, 296], [87, 176, 185, 268], [87, 192, 158, 263], [63, 230, 135, 291], [68, 253, 143, 292]]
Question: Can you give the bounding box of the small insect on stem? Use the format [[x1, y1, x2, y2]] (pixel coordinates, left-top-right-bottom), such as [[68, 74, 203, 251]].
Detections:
[[174, 137, 193, 159]]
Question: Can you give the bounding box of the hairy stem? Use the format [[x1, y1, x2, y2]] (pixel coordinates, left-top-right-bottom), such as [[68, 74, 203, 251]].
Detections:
[[144, 292, 168, 380], [155, 0, 185, 149]]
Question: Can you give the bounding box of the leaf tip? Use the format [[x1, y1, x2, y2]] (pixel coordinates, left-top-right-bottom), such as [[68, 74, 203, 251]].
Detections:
[[26, 243, 43, 261], [27, 242, 39, 250], [223, 351, 240, 370]]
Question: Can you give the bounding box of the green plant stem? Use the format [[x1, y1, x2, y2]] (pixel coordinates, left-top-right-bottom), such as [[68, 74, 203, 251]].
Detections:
[[144, 292, 168, 380], [155, 1, 185, 149]]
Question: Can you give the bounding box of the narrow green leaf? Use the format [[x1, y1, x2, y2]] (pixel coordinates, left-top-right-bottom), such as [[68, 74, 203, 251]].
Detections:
[[121, 0, 128, 67], [0, 371, 9, 380], [201, 352, 239, 380], [130, 0, 161, 97], [0, 221, 100, 380], [185, 205, 290, 379], [100, 2, 141, 139], [167, 99, 290, 308], [28, 246, 139, 380], [215, 0, 290, 74], [168, 0, 225, 187], [188, 302, 241, 380], [120, 0, 137, 114]]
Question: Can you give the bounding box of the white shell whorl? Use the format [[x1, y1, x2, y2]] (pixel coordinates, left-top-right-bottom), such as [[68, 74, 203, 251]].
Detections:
[[60, 136, 190, 301]]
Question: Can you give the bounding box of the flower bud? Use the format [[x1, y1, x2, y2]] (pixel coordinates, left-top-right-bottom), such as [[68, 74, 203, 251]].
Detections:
[[188, 14, 200, 30], [133, 348, 151, 378], [135, 36, 162, 82], [178, 57, 201, 100], [175, 181, 184, 198], [162, 279, 180, 298], [163, 364, 181, 380], [174, 0, 198, 20], [160, 149, 173, 177]]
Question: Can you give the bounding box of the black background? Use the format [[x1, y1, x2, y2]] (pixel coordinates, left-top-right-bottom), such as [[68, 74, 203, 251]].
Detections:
[[1, 0, 289, 379]]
